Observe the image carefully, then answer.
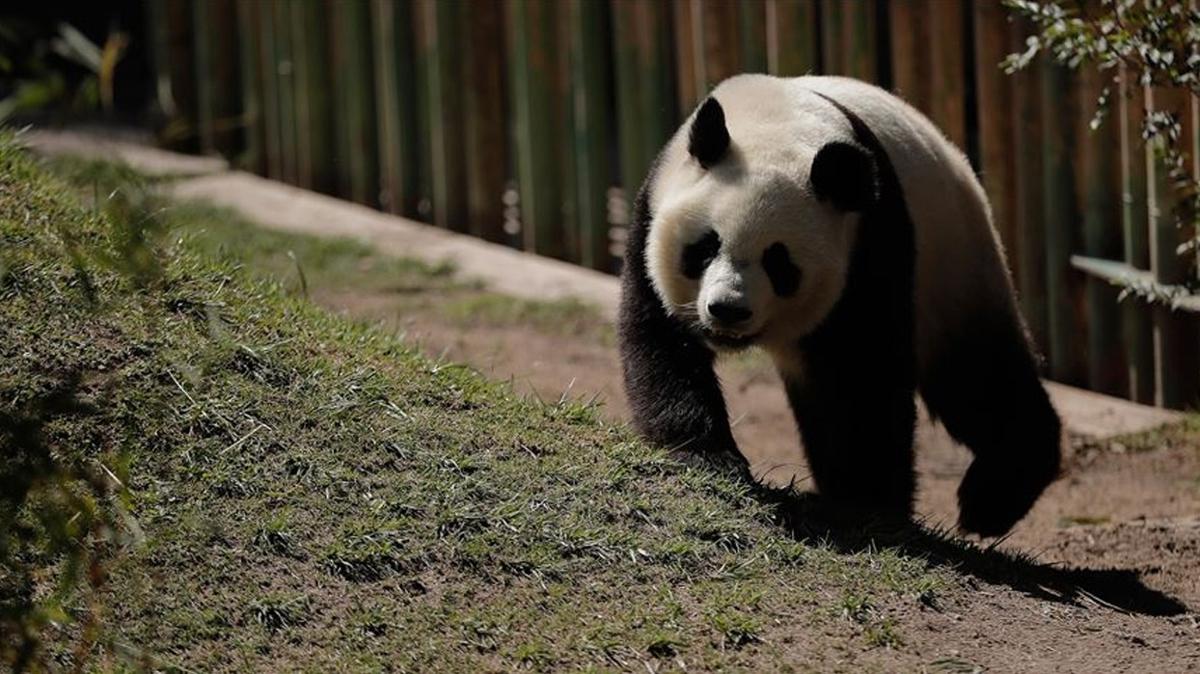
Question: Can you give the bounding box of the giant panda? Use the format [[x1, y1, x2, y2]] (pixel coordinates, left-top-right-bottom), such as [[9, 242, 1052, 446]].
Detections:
[[618, 74, 1061, 537]]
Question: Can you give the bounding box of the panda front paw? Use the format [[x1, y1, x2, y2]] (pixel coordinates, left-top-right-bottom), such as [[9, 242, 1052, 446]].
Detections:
[[956, 456, 1058, 537]]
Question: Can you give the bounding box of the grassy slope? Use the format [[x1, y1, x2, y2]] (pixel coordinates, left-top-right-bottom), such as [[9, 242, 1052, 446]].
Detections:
[[1, 142, 955, 671]]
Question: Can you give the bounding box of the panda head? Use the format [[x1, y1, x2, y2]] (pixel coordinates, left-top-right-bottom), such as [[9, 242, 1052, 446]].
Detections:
[[645, 94, 879, 352]]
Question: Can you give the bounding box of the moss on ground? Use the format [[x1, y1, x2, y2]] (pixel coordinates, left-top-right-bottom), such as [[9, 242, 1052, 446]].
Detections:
[[2, 140, 961, 671]]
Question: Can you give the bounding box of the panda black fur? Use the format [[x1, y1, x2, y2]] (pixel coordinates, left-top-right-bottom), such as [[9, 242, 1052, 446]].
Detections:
[[618, 74, 1061, 537]]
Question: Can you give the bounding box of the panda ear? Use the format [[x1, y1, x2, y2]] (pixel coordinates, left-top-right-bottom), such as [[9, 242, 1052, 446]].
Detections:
[[688, 97, 730, 169], [810, 141, 879, 212]]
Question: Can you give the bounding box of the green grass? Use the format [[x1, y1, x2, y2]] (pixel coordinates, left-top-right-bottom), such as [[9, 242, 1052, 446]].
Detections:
[[441, 293, 607, 337], [1107, 413, 1200, 454], [1, 139, 962, 670]]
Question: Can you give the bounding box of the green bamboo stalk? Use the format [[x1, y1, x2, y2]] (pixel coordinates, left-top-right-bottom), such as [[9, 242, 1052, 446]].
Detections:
[[272, 0, 298, 184], [1040, 60, 1085, 385], [570, 0, 612, 269], [929, 0, 965, 148], [699, 0, 739, 87], [612, 0, 676, 198], [292, 0, 334, 193], [1079, 66, 1126, 396], [165, 0, 199, 152], [417, 0, 467, 231], [192, 0, 215, 153], [508, 0, 564, 258], [766, 0, 817, 77], [1013, 29, 1048, 358], [372, 0, 419, 214], [1145, 84, 1200, 408], [1117, 67, 1155, 402], [738, 1, 767, 74], [671, 0, 700, 113], [331, 0, 379, 206], [257, 0, 282, 179], [971, 2, 1017, 271], [463, 0, 509, 242], [888, 0, 922, 104], [235, 0, 264, 174], [842, 0, 875, 82], [820, 0, 844, 75]]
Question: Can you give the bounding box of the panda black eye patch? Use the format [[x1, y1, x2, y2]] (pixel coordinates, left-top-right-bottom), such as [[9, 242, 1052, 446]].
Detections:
[[681, 230, 721, 279], [762, 242, 800, 296]]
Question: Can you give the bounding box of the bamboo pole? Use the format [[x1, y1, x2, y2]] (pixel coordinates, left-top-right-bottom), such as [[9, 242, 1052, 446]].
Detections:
[[842, 0, 875, 82], [738, 1, 768, 75], [1012, 26, 1049, 358], [889, 0, 935, 113], [271, 0, 298, 185], [372, 0, 417, 212], [971, 2, 1018, 275], [293, 0, 334, 194], [611, 0, 676, 200], [766, 0, 818, 77], [234, 0, 264, 174], [507, 0, 565, 258], [256, 0, 282, 180], [570, 0, 614, 269], [463, 0, 510, 243], [670, 0, 701, 113], [330, 0, 379, 206], [1145, 83, 1200, 407], [820, 0, 844, 76], [1117, 64, 1155, 403], [165, 0, 199, 153], [1041, 60, 1085, 385], [1078, 65, 1126, 395], [700, 0, 741, 88], [928, 0, 965, 148], [416, 0, 467, 231]]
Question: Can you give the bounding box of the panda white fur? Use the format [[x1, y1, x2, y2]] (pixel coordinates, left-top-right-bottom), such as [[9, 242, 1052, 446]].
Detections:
[[618, 74, 1061, 536]]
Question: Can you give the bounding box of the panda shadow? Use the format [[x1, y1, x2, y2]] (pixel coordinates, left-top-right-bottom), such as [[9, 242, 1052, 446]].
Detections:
[[755, 488, 1188, 617]]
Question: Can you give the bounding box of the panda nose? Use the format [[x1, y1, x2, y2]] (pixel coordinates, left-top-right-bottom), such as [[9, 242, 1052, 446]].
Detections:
[[707, 300, 752, 326]]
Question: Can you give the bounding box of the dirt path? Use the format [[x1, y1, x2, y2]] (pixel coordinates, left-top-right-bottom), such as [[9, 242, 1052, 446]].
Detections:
[[321, 285, 1200, 670]]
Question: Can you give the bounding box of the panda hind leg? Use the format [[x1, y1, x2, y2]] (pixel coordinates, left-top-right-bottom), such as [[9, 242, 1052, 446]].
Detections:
[[920, 314, 1062, 537]]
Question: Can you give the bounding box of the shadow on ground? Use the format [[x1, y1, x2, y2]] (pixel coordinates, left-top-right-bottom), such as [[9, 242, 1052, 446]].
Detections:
[[678, 451, 1194, 618]]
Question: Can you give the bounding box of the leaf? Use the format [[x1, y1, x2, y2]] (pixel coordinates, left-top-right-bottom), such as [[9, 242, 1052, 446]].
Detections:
[[0, 76, 67, 123], [50, 22, 102, 73], [99, 30, 128, 111]]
